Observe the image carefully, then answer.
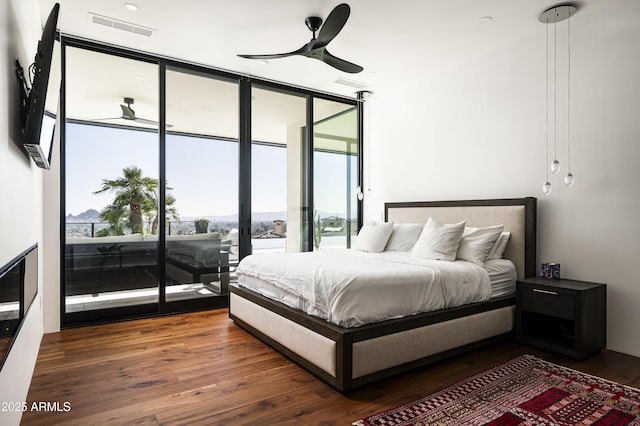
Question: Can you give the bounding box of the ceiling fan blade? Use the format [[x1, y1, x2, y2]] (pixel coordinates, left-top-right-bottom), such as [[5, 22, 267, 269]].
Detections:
[[314, 3, 350, 49], [322, 49, 363, 74], [92, 116, 172, 127], [131, 117, 160, 126], [238, 45, 307, 60], [92, 117, 123, 122]]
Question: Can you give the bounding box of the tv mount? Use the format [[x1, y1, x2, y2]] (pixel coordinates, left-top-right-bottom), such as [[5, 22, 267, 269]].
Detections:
[[15, 58, 31, 132]]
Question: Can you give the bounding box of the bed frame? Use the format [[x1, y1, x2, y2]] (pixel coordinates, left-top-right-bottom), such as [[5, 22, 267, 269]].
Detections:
[[229, 197, 537, 391]]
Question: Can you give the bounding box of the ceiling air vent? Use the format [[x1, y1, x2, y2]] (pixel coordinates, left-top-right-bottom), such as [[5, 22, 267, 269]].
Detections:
[[88, 13, 155, 37], [334, 78, 368, 89]]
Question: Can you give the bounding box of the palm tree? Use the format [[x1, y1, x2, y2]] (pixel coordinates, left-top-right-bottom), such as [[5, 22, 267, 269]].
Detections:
[[143, 191, 179, 235], [94, 166, 161, 235], [313, 209, 322, 250], [163, 194, 179, 230], [95, 203, 128, 237]]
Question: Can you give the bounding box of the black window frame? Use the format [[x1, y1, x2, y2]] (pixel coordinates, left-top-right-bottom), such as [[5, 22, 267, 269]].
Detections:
[[59, 36, 363, 328]]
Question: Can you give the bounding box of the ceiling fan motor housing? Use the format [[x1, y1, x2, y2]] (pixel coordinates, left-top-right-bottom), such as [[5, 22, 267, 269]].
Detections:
[[305, 16, 322, 33]]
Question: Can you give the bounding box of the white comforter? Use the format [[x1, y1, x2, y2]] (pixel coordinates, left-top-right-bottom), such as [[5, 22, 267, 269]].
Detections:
[[236, 250, 491, 327]]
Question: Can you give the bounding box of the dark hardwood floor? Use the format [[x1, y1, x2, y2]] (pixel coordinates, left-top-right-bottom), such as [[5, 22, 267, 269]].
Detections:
[[24, 309, 640, 425]]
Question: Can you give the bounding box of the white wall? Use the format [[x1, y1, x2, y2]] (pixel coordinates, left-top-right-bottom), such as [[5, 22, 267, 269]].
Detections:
[[0, 0, 45, 424], [42, 118, 60, 333], [366, 0, 640, 357]]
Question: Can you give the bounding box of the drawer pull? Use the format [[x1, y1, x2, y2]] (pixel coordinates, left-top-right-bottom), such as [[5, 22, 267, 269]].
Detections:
[[533, 289, 558, 295]]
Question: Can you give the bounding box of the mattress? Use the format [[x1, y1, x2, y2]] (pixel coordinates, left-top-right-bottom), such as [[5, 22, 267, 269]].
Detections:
[[236, 250, 492, 327], [485, 259, 517, 298]]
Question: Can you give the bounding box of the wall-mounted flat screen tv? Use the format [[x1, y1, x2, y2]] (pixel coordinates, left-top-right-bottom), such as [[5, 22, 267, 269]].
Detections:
[[21, 3, 60, 170]]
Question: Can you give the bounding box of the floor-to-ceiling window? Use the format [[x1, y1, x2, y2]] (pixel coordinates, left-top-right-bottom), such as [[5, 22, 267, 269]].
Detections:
[[62, 38, 361, 325], [251, 86, 308, 254], [64, 46, 160, 320], [165, 66, 239, 299], [313, 99, 359, 250]]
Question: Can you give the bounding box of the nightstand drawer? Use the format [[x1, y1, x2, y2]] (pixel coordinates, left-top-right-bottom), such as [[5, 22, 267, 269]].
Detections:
[[521, 287, 574, 320]]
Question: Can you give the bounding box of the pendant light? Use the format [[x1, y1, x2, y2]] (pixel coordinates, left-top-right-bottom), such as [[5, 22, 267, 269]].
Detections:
[[540, 5, 576, 194], [564, 8, 575, 187], [543, 15, 552, 195]]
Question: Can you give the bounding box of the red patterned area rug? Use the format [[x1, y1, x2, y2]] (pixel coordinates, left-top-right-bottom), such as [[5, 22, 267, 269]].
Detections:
[[355, 355, 640, 426]]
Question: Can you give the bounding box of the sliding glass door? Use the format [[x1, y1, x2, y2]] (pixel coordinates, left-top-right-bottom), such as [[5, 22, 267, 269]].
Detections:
[[62, 38, 361, 326], [164, 66, 239, 300], [251, 86, 308, 254], [64, 46, 160, 319], [313, 99, 359, 250]]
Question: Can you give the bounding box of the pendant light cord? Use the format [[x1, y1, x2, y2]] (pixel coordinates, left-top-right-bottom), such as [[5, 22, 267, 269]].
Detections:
[[545, 18, 550, 182], [553, 16, 558, 163], [567, 11, 572, 173]]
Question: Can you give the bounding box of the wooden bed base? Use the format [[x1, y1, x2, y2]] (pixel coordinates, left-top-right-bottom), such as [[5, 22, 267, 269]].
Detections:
[[230, 285, 515, 391], [229, 198, 537, 391]]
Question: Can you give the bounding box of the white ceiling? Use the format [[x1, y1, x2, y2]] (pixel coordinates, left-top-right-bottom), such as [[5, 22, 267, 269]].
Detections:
[[37, 0, 610, 100]]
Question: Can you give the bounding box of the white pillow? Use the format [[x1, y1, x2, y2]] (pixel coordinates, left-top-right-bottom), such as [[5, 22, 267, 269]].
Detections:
[[457, 225, 504, 265], [487, 231, 511, 260], [411, 218, 465, 261], [385, 223, 423, 252], [354, 222, 394, 253]]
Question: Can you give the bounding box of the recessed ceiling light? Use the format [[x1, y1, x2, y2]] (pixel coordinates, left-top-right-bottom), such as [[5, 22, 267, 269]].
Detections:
[[124, 3, 139, 11], [479, 16, 493, 24], [260, 60, 269, 65]]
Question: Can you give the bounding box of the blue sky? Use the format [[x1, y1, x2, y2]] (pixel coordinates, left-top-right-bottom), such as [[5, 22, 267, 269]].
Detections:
[[65, 123, 355, 220]]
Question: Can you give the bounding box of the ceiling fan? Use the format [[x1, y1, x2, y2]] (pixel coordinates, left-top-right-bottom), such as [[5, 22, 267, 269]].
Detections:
[[95, 97, 166, 126], [238, 3, 363, 74], [118, 97, 159, 126]]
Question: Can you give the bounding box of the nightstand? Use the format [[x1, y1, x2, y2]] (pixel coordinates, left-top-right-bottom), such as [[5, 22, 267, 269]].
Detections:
[[515, 277, 606, 360]]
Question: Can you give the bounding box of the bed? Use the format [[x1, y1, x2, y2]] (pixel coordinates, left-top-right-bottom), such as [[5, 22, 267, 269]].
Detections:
[[228, 198, 537, 391]]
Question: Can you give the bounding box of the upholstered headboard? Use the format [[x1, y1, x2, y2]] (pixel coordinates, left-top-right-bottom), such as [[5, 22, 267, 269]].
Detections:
[[385, 198, 537, 280]]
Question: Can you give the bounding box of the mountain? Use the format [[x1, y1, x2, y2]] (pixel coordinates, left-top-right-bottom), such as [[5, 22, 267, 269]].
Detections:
[[66, 209, 100, 222], [66, 209, 350, 223], [183, 211, 287, 223], [194, 211, 347, 222]]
